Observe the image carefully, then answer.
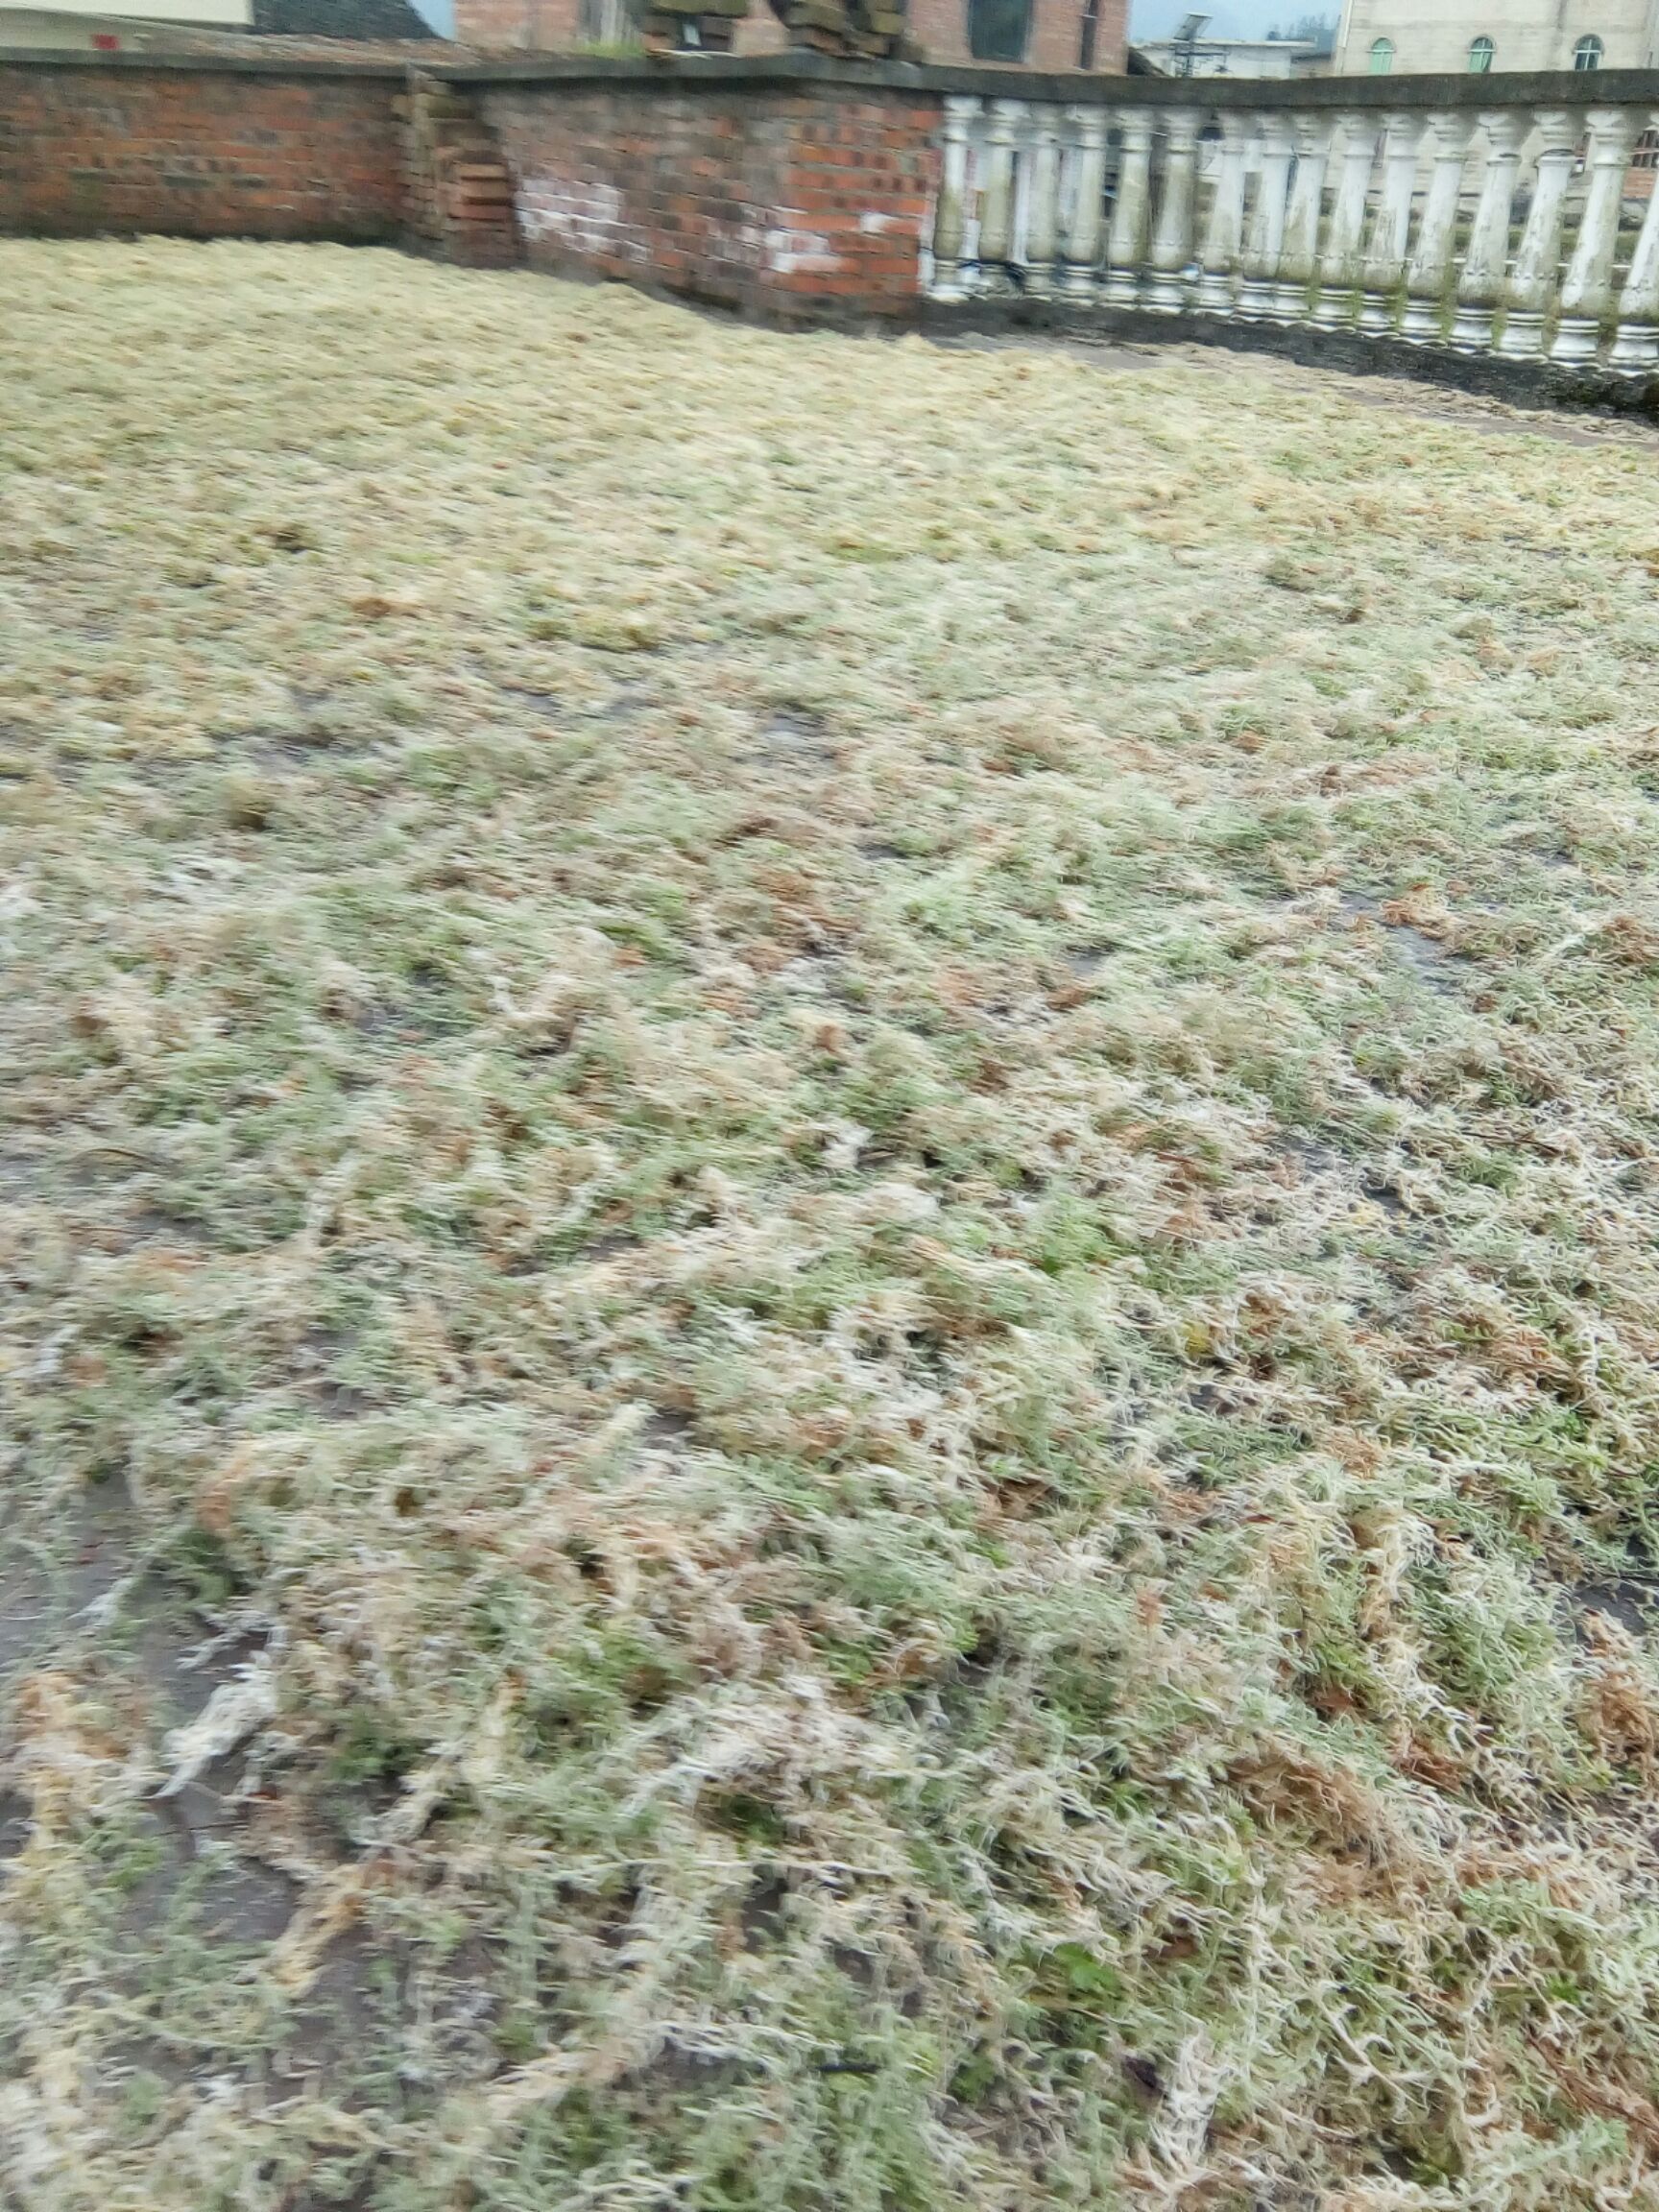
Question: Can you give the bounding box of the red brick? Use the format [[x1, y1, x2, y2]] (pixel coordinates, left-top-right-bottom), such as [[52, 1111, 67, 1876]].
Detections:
[[477, 77, 942, 319], [0, 59, 403, 239]]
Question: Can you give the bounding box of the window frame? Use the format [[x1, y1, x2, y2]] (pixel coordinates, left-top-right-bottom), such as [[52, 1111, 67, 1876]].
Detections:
[[1573, 33, 1604, 69], [967, 0, 1032, 63], [1467, 34, 1495, 72], [1368, 34, 1394, 72]]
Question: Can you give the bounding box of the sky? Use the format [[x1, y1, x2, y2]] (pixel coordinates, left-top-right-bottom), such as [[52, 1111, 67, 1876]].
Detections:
[[1127, 0, 1330, 32]]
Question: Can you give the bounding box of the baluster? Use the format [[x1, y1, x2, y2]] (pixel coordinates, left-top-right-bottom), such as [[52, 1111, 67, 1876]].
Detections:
[[1609, 108, 1659, 370], [1195, 112, 1247, 315], [1401, 115, 1475, 343], [1105, 110, 1156, 306], [1272, 115, 1332, 322], [1145, 108, 1202, 312], [976, 99, 1022, 299], [1022, 108, 1064, 298], [1238, 113, 1296, 321], [1060, 106, 1110, 301], [931, 94, 980, 302], [1496, 109, 1581, 357], [1407, 115, 1478, 340], [1312, 115, 1378, 328], [1552, 107, 1642, 363], [1449, 111, 1525, 352], [1358, 112, 1424, 333]]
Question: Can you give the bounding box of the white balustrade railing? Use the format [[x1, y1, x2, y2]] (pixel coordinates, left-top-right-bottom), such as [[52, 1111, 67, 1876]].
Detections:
[[928, 82, 1659, 374]]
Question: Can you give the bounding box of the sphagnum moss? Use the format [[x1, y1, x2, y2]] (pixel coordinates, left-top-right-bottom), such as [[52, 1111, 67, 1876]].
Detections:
[[6, 239, 1659, 2210]]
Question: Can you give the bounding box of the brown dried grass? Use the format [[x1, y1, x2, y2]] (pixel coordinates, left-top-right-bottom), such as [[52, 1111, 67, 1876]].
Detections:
[[4, 239, 1659, 2209]]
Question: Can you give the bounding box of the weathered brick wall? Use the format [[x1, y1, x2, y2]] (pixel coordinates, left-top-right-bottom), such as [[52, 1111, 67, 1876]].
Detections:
[[0, 52, 945, 306], [0, 58, 407, 240], [477, 78, 937, 316]]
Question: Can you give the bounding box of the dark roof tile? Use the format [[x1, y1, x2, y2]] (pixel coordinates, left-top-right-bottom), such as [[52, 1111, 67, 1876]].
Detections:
[[251, 0, 438, 36]]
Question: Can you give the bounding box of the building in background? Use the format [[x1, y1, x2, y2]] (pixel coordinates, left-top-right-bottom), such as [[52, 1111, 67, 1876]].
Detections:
[[1134, 8, 1330, 72], [0, 0, 246, 46], [452, 0, 1126, 65], [0, 0, 434, 45], [1333, 0, 1659, 73]]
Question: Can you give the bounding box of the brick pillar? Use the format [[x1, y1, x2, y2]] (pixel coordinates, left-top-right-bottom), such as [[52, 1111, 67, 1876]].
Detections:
[[399, 73, 521, 269]]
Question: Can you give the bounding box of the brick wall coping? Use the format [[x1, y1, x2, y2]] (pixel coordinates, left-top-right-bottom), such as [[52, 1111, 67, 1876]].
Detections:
[[2, 41, 1656, 108], [0, 42, 413, 76], [429, 50, 1659, 108]]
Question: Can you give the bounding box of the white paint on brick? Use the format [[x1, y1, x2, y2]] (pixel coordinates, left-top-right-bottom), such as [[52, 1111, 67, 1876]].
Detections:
[[700, 204, 843, 279], [517, 179, 843, 282], [762, 222, 841, 276], [517, 175, 649, 264], [857, 210, 898, 235]]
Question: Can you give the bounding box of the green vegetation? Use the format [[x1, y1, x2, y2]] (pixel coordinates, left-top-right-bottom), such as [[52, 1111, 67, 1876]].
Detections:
[[6, 239, 1659, 2210]]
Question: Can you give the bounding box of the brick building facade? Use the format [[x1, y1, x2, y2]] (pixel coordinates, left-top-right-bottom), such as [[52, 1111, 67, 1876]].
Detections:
[[453, 0, 1125, 71]]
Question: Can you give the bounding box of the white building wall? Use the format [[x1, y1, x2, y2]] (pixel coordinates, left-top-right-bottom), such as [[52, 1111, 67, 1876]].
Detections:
[[1334, 0, 1659, 73], [0, 0, 250, 35]]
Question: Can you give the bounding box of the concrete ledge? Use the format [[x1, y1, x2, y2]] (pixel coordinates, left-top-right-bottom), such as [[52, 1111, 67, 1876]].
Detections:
[[0, 43, 413, 76], [919, 296, 1659, 417], [2, 45, 1657, 108], [427, 50, 1659, 108]]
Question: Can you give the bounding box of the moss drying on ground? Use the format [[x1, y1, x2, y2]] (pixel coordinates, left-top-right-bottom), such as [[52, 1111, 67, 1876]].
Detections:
[[8, 240, 1659, 2210]]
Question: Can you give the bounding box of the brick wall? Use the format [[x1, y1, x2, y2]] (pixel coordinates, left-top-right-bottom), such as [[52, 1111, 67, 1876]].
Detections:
[[0, 53, 949, 319], [0, 57, 405, 239], [477, 77, 937, 315]]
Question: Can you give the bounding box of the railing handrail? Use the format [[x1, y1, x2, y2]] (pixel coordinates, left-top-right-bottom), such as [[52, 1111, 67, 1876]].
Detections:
[[917, 65, 1659, 112]]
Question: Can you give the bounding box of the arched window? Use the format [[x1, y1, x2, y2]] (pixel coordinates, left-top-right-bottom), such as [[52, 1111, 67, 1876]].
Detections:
[[968, 0, 1030, 60], [1368, 35, 1394, 72], [1468, 34, 1495, 71], [1573, 33, 1603, 68]]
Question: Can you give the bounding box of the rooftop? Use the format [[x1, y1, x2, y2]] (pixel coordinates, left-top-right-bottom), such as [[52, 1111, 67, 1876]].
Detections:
[[6, 238, 1659, 2210], [248, 0, 436, 37]]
